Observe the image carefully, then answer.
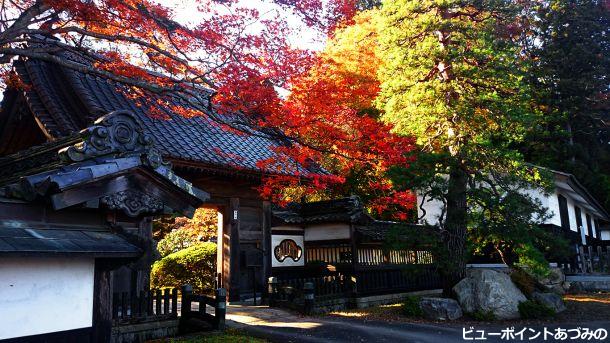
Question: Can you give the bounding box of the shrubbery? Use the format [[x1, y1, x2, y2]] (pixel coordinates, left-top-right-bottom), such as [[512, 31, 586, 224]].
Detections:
[[402, 296, 423, 317], [153, 208, 218, 257], [510, 268, 537, 297], [151, 242, 216, 293], [518, 300, 556, 319], [471, 310, 496, 321]]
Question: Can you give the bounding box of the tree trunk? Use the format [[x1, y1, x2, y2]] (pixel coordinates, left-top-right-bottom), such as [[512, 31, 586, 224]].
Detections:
[[440, 166, 468, 296]]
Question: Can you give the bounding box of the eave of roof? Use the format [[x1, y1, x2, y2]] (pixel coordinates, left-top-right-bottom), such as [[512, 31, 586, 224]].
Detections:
[[0, 44, 312, 177], [551, 170, 610, 221], [0, 226, 141, 257]]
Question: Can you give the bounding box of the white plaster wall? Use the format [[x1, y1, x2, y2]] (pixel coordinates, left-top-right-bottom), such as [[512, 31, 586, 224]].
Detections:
[[581, 209, 589, 236], [543, 191, 561, 227], [521, 188, 561, 227], [271, 235, 305, 267], [304, 223, 350, 241], [416, 195, 445, 226], [0, 257, 94, 340], [416, 185, 606, 239], [418, 188, 562, 227]]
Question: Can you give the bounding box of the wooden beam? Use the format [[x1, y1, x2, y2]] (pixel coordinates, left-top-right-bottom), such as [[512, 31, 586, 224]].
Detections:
[[262, 201, 272, 287], [91, 260, 113, 343], [51, 175, 132, 210]]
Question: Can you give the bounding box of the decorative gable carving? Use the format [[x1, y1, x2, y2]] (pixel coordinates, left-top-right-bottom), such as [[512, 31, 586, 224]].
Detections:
[[101, 190, 164, 217], [58, 110, 166, 168]]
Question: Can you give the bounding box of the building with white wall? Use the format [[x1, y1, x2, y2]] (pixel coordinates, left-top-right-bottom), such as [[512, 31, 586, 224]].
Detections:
[[417, 169, 610, 273], [0, 111, 209, 342]]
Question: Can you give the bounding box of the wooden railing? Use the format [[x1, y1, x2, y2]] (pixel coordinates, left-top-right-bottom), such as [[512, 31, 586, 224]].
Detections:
[[181, 286, 226, 330], [112, 288, 178, 323], [112, 285, 226, 331]]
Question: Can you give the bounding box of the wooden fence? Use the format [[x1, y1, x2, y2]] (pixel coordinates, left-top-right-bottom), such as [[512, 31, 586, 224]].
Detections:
[[351, 265, 440, 295], [269, 265, 441, 313]]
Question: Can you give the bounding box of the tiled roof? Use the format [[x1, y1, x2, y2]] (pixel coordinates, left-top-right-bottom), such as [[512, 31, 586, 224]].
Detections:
[[272, 195, 430, 241], [272, 196, 366, 224], [0, 226, 141, 257], [6, 46, 302, 175], [0, 110, 209, 217]]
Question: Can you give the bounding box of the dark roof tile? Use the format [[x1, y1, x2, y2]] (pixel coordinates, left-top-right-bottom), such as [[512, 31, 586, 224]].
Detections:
[[0, 226, 141, 257], [9, 50, 305, 175]]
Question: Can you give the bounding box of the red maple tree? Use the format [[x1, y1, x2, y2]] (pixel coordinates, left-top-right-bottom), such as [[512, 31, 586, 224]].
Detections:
[[0, 0, 416, 218]]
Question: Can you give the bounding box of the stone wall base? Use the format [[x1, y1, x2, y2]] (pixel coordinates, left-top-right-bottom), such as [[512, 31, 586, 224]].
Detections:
[[311, 289, 442, 314], [111, 319, 179, 343], [566, 275, 610, 292]]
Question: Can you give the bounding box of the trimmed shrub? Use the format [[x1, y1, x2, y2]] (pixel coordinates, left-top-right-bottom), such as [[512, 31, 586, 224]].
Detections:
[[402, 296, 423, 317], [471, 310, 496, 321], [157, 227, 199, 257], [518, 300, 556, 319], [151, 242, 216, 294], [511, 268, 537, 297]]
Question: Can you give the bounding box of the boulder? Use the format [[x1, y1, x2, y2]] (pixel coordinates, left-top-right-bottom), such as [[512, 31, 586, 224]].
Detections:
[[538, 267, 567, 295], [453, 269, 527, 320], [419, 297, 463, 321], [532, 292, 567, 313]]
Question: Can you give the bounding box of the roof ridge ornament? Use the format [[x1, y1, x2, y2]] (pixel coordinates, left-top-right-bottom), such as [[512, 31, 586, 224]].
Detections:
[[58, 110, 166, 168]]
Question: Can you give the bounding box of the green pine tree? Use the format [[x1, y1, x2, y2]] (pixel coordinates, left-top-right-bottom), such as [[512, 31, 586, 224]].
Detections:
[[375, 0, 551, 292]]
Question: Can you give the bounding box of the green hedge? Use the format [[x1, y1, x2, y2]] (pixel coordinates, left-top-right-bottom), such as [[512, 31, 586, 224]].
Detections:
[[151, 242, 216, 294]]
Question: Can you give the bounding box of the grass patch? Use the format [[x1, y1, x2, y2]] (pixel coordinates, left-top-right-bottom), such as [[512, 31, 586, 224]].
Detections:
[[168, 329, 268, 343]]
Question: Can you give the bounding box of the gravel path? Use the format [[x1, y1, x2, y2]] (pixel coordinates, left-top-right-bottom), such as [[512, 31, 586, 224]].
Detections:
[[226, 304, 610, 343]]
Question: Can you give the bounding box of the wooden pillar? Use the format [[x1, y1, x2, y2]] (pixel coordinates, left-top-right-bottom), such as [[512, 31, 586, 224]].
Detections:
[[136, 216, 154, 292], [262, 201, 272, 291], [216, 209, 224, 288], [226, 197, 241, 301], [91, 260, 113, 343]]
